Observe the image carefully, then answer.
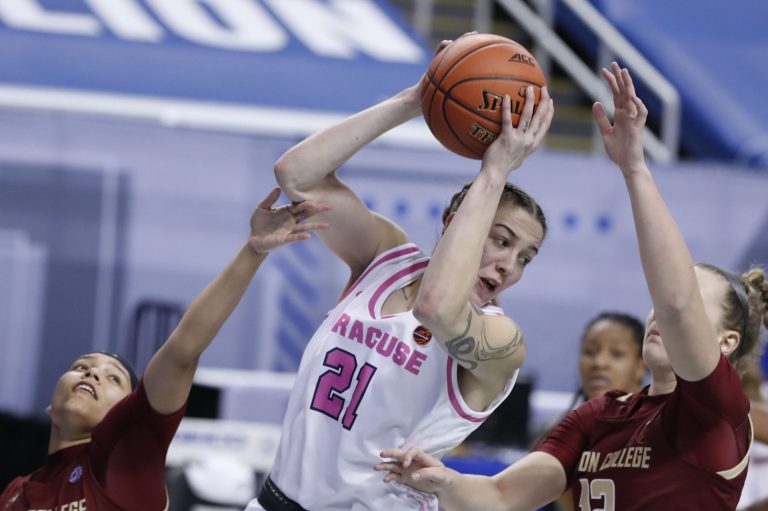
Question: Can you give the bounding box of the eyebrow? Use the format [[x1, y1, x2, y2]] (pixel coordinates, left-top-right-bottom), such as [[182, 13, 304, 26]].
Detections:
[[494, 223, 540, 255], [76, 355, 131, 382]]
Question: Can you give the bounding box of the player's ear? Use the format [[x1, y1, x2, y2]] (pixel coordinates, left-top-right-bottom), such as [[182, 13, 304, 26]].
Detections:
[[719, 330, 740, 357]]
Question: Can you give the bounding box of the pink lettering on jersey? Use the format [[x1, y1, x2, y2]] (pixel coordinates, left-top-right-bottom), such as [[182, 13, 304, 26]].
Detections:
[[332, 314, 350, 335], [330, 313, 428, 375], [365, 327, 382, 348], [393, 341, 411, 365], [405, 350, 427, 375], [349, 320, 364, 343], [375, 334, 397, 357]]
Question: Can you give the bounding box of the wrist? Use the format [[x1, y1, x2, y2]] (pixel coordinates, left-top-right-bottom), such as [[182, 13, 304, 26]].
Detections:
[[395, 85, 423, 120], [247, 239, 271, 257], [434, 469, 459, 498], [621, 162, 652, 182], [476, 165, 510, 189]]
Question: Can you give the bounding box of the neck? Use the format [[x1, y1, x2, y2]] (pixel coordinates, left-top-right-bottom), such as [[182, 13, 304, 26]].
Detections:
[[49, 425, 92, 454], [648, 366, 677, 396]]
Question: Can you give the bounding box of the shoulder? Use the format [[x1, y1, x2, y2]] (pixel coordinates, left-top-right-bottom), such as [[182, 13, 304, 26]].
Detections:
[[94, 380, 185, 439], [347, 212, 410, 277], [466, 311, 526, 382], [674, 355, 749, 409], [342, 242, 428, 298], [572, 393, 614, 420], [678, 353, 743, 388], [100, 382, 150, 422], [0, 475, 29, 507], [475, 312, 525, 354]]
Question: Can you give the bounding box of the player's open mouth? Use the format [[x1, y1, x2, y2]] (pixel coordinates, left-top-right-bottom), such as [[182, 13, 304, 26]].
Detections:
[[73, 382, 97, 399], [480, 278, 498, 292]]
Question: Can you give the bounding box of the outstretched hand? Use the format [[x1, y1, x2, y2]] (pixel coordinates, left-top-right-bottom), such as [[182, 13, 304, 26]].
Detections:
[[249, 187, 330, 254], [374, 447, 456, 494], [482, 85, 554, 178], [593, 62, 649, 176]]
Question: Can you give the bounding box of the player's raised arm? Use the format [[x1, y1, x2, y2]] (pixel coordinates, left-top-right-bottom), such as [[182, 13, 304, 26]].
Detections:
[[594, 63, 719, 382], [273, 92, 413, 280], [273, 41, 451, 281], [143, 188, 329, 414], [413, 89, 553, 386]]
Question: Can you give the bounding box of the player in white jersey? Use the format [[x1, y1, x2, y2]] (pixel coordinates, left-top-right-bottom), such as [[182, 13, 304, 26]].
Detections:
[[249, 35, 555, 511]]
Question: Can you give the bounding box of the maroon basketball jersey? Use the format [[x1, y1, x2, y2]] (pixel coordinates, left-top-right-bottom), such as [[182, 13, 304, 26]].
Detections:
[[0, 381, 184, 511], [537, 355, 752, 510]]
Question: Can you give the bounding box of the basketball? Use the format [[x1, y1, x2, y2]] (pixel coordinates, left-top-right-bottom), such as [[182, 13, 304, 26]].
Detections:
[[421, 33, 547, 159]]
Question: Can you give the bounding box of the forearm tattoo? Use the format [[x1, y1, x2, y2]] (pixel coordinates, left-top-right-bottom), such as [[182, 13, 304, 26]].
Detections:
[[445, 305, 523, 371]]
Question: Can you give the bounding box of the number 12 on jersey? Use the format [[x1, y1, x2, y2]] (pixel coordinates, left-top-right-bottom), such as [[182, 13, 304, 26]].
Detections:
[[579, 478, 615, 511], [310, 348, 377, 430]]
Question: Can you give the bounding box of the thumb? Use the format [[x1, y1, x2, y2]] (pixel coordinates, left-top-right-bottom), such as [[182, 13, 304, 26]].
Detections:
[[257, 186, 282, 210], [632, 96, 648, 126], [592, 102, 612, 135]]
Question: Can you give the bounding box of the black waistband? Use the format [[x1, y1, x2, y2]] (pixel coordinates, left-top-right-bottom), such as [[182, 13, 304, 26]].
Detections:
[[258, 475, 308, 511]]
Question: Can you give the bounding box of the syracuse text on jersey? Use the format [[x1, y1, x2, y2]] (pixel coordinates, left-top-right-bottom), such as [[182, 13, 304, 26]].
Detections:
[[331, 313, 428, 375]]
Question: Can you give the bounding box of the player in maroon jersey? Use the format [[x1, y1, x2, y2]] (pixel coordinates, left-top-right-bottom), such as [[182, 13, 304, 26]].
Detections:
[[375, 64, 768, 510], [0, 188, 328, 511]]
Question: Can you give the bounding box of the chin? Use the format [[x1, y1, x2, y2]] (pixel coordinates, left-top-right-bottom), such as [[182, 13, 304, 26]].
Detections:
[[584, 389, 602, 400], [482, 290, 497, 305], [644, 351, 670, 371]]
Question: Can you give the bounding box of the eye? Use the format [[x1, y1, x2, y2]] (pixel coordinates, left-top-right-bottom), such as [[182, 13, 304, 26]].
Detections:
[[109, 375, 121, 385], [494, 237, 510, 248], [519, 255, 532, 266], [72, 364, 88, 372]]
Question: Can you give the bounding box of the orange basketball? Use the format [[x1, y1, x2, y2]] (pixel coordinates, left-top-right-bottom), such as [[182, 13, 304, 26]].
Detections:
[[421, 33, 547, 159]]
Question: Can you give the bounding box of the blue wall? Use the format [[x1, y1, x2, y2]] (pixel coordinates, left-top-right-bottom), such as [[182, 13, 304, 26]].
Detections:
[[1, 108, 766, 416]]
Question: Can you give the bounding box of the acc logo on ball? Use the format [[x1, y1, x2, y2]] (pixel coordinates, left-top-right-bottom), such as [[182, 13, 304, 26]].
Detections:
[[508, 53, 537, 67]]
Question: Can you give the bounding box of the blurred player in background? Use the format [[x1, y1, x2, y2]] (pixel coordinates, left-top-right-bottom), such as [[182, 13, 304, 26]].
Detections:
[[249, 38, 554, 511], [576, 312, 646, 403], [376, 63, 766, 511], [543, 311, 647, 511], [0, 188, 328, 511]]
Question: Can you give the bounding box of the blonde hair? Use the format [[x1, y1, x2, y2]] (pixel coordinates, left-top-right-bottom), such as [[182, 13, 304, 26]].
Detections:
[[697, 264, 768, 374]]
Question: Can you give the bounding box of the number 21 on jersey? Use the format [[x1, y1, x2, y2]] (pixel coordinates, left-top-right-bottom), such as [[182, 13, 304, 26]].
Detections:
[[310, 348, 377, 430]]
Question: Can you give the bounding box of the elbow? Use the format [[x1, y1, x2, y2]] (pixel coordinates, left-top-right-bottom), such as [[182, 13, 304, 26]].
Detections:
[[274, 151, 326, 200], [412, 295, 437, 323], [274, 153, 300, 193]]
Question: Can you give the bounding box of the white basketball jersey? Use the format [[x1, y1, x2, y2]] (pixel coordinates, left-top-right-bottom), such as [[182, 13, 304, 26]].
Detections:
[[264, 243, 518, 511]]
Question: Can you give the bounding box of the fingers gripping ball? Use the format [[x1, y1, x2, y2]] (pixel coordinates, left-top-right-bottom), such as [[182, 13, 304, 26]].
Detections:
[[422, 33, 547, 159]]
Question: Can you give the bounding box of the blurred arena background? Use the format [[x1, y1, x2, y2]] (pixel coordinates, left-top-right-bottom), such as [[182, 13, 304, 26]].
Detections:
[[0, 0, 766, 508]]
